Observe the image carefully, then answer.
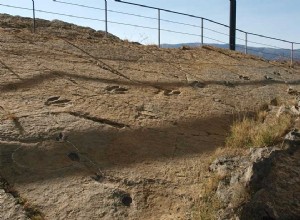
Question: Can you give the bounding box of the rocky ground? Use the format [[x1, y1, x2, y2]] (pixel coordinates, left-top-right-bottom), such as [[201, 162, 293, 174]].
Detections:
[[209, 129, 300, 220], [0, 14, 300, 219]]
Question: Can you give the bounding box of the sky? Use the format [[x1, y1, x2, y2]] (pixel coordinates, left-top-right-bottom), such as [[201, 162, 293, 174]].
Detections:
[[0, 0, 299, 50]]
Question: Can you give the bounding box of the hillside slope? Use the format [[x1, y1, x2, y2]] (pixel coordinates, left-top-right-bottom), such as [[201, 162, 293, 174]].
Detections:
[[162, 43, 300, 61], [0, 14, 300, 219]]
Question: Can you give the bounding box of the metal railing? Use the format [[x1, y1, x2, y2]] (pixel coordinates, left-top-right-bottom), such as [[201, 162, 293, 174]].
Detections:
[[116, 0, 230, 48], [114, 0, 299, 65], [0, 0, 299, 65]]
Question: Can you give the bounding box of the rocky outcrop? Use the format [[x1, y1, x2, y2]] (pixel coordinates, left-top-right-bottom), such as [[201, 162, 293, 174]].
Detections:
[[0, 13, 120, 40], [209, 131, 300, 220]]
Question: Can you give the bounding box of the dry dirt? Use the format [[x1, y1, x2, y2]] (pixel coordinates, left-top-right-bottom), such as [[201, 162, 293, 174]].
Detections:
[[0, 14, 300, 219]]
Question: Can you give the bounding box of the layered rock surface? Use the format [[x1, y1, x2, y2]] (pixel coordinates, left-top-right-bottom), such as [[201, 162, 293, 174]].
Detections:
[[210, 130, 300, 220], [0, 14, 300, 219]]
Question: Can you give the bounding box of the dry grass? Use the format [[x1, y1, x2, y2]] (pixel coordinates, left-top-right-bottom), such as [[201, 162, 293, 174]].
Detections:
[[195, 182, 249, 220], [192, 146, 252, 220], [194, 174, 222, 220], [192, 145, 250, 220], [24, 203, 45, 220], [226, 112, 293, 148], [230, 183, 250, 209]]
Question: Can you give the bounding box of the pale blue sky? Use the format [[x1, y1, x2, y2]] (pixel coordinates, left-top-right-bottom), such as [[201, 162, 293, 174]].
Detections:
[[0, 0, 299, 49]]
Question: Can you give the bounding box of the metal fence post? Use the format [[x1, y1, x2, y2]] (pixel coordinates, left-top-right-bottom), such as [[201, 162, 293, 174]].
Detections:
[[291, 42, 294, 66], [104, 0, 107, 37], [245, 32, 248, 54], [158, 9, 161, 48], [201, 18, 204, 45], [229, 0, 236, 50], [32, 0, 36, 33]]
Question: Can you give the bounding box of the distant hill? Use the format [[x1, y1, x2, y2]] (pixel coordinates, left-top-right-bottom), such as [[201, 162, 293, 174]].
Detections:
[[161, 43, 300, 61]]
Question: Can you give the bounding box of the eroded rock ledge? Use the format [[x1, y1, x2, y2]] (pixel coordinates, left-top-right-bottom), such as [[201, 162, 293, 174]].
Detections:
[[209, 131, 300, 220]]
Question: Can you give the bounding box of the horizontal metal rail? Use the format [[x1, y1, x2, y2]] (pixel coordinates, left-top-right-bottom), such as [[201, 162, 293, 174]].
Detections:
[[53, 0, 104, 11], [115, 0, 230, 28], [238, 30, 294, 44]]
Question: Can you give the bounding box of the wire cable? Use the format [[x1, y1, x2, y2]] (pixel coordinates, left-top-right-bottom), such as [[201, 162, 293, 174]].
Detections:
[[204, 27, 229, 37], [0, 3, 104, 22], [53, 0, 104, 11]]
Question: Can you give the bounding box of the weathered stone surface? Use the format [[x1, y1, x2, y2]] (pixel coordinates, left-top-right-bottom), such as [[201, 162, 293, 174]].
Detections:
[[210, 131, 300, 220], [1, 13, 300, 220], [0, 182, 29, 220]]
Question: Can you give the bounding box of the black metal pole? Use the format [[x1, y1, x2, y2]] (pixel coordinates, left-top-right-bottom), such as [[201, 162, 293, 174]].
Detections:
[[32, 0, 36, 33], [229, 0, 236, 50], [104, 0, 107, 37]]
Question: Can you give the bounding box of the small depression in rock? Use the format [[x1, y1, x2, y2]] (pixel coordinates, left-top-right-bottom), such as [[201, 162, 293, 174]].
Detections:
[[68, 152, 80, 162], [121, 195, 133, 207], [91, 173, 105, 182], [56, 132, 65, 141], [189, 81, 206, 88]]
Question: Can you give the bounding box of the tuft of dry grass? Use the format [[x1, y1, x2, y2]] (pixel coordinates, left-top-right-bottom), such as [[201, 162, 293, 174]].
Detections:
[[193, 147, 252, 219], [226, 112, 293, 148], [230, 183, 250, 209], [24, 203, 45, 220], [193, 159, 239, 220], [193, 175, 222, 220]]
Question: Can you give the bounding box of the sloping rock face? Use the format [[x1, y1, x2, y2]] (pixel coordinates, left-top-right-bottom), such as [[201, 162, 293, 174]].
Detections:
[[210, 131, 300, 220], [240, 133, 300, 220], [1, 14, 300, 219]]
